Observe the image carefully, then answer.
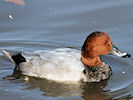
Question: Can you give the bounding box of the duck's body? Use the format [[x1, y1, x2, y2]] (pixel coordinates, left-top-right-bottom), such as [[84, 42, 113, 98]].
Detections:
[[20, 48, 84, 82], [2, 31, 130, 82]]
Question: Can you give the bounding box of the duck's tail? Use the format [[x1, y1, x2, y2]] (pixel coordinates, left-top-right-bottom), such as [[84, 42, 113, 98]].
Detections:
[[2, 50, 26, 67], [2, 50, 26, 76]]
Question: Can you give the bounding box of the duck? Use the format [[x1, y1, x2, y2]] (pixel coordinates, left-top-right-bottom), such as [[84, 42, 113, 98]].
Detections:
[[2, 31, 131, 82]]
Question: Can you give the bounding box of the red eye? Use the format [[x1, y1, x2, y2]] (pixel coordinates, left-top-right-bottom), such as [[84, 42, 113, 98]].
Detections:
[[101, 41, 105, 44]]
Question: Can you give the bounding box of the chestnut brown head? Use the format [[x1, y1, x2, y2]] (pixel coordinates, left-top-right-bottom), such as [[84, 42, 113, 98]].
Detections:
[[82, 31, 113, 58], [81, 31, 114, 67]]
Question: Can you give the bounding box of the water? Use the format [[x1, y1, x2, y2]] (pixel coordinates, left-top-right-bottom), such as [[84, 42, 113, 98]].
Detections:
[[0, 0, 133, 99]]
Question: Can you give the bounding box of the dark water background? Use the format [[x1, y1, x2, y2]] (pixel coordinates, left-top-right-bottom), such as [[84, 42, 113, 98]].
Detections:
[[0, 0, 133, 100]]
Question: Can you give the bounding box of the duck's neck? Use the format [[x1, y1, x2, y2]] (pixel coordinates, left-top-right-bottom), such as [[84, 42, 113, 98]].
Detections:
[[81, 56, 102, 67]]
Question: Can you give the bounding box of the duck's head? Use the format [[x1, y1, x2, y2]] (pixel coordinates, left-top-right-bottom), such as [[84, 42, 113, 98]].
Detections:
[[81, 31, 131, 67]]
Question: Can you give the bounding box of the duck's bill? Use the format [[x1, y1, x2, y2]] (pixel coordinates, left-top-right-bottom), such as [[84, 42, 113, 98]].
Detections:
[[110, 45, 131, 58]]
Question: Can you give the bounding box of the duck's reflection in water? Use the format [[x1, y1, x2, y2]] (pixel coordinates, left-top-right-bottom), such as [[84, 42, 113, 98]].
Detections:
[[16, 75, 110, 99], [81, 81, 110, 100]]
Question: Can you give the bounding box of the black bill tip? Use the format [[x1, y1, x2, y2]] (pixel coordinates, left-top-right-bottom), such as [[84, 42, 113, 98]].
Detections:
[[122, 53, 131, 58]]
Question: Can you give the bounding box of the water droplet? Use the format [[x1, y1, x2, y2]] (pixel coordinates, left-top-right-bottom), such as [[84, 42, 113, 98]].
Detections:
[[9, 14, 14, 19], [122, 71, 125, 74]]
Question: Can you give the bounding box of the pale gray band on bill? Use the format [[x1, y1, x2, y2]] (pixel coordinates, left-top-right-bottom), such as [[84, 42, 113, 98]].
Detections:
[[110, 45, 131, 58]]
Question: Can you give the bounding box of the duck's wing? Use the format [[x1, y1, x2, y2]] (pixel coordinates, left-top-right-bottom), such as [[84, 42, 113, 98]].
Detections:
[[22, 48, 85, 81]]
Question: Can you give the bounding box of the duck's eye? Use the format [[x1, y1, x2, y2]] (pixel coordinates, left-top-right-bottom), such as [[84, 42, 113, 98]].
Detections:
[[100, 41, 105, 44]]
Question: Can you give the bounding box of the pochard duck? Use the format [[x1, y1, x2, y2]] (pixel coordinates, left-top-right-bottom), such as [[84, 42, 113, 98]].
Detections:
[[2, 31, 131, 82]]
